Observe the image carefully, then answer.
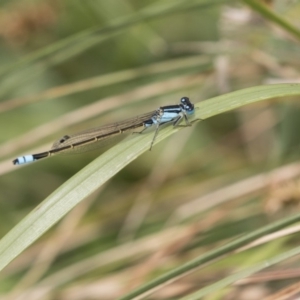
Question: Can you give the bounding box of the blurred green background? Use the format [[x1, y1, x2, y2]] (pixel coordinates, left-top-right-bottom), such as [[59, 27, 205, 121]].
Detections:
[[1, 0, 300, 299]]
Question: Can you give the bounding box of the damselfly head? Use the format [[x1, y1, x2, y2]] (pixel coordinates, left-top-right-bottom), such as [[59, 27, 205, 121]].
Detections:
[[180, 97, 194, 114]]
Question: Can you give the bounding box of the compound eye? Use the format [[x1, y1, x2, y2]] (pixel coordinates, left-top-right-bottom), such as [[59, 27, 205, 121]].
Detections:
[[181, 96, 188, 103], [181, 96, 190, 107]]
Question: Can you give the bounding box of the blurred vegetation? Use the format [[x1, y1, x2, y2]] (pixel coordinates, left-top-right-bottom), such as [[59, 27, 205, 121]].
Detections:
[[1, 0, 300, 299]]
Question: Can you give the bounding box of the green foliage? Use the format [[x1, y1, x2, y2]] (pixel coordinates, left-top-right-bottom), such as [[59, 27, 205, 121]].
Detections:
[[1, 0, 300, 299]]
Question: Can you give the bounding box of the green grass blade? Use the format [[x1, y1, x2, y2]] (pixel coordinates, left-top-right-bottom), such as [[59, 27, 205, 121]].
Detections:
[[1, 83, 300, 274], [0, 0, 229, 80], [180, 244, 300, 300], [243, 0, 300, 41], [119, 214, 300, 300], [0, 55, 211, 113]]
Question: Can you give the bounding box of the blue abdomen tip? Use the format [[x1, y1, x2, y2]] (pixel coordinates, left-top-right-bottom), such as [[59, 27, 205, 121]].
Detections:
[[13, 155, 35, 165]]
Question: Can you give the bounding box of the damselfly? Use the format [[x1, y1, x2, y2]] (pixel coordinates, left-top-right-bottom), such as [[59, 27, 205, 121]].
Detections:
[[13, 97, 195, 165]]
